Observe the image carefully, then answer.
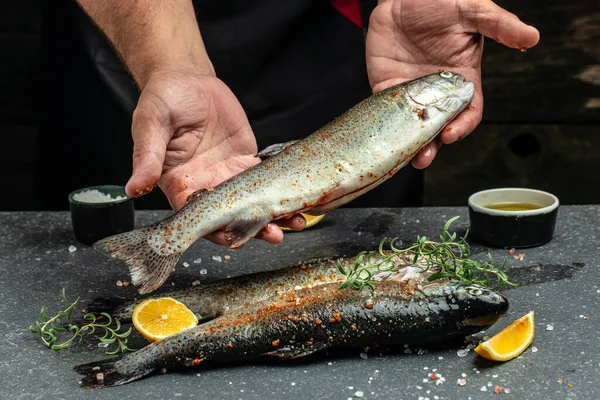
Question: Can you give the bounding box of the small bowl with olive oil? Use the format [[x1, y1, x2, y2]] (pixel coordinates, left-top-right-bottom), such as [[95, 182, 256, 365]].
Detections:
[[468, 188, 559, 248]]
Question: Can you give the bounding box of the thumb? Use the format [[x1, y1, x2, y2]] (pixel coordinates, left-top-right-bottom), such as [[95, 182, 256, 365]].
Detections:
[[461, 0, 540, 50], [125, 103, 170, 197]]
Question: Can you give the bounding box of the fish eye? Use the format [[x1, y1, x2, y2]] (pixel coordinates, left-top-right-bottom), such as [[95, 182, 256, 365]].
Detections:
[[468, 287, 483, 295], [440, 71, 453, 78]]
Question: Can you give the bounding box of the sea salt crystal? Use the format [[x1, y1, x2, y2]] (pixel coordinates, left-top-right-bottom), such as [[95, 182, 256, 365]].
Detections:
[[116, 280, 123, 287], [531, 346, 538, 353], [457, 349, 469, 357], [97, 342, 108, 348], [328, 362, 333, 366], [438, 356, 444, 360], [457, 379, 466, 386], [192, 280, 201, 286], [291, 382, 296, 386], [360, 353, 368, 360], [200, 269, 208, 275], [73, 189, 125, 203], [354, 391, 364, 398], [212, 255, 222, 262], [183, 262, 190, 268], [423, 379, 428, 383], [487, 382, 492, 387], [462, 373, 467, 378], [546, 324, 554, 331], [68, 245, 77, 253], [194, 258, 202, 264], [480, 386, 487, 392]]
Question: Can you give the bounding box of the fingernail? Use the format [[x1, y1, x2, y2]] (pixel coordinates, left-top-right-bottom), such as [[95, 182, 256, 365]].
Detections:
[[423, 149, 432, 157]]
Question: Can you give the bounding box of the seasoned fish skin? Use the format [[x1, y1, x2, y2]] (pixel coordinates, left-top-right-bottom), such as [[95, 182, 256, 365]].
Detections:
[[75, 280, 507, 388]]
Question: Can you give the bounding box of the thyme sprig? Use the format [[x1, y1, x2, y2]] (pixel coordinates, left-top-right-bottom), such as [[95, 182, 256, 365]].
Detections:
[[337, 216, 518, 292], [29, 288, 134, 355]]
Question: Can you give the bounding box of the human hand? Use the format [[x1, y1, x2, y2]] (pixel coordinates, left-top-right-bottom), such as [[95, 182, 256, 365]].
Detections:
[[125, 71, 305, 247], [366, 0, 540, 168]]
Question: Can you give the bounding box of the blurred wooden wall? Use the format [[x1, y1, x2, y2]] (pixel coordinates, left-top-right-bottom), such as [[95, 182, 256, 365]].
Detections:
[[423, 0, 600, 206]]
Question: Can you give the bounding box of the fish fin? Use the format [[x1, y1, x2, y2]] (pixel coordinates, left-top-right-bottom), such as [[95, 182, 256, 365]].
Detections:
[[257, 140, 300, 158], [262, 342, 330, 359], [224, 216, 271, 248], [74, 356, 153, 388], [186, 188, 211, 204], [94, 225, 181, 294]]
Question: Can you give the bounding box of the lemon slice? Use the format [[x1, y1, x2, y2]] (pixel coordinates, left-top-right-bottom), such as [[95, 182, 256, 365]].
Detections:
[[474, 311, 535, 361], [132, 297, 199, 342], [281, 213, 326, 231]]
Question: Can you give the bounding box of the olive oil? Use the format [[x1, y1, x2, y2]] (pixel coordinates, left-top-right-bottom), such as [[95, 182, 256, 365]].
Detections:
[[483, 202, 543, 211]]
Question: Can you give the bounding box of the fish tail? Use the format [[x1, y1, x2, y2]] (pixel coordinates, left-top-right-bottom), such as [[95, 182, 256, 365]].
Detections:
[[94, 224, 181, 294], [75, 356, 152, 388]]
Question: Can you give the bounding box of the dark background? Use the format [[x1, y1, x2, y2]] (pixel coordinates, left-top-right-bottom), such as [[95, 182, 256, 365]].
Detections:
[[2, 0, 599, 211]]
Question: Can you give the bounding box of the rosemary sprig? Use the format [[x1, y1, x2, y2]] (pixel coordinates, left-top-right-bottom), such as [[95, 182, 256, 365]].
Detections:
[[29, 288, 134, 355], [337, 216, 518, 292]]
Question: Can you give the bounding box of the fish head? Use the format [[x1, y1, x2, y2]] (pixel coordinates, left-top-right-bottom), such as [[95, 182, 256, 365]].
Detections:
[[446, 284, 509, 330], [404, 71, 475, 124]]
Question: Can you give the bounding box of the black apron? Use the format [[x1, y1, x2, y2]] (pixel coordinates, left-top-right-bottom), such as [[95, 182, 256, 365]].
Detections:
[[37, 0, 421, 210]]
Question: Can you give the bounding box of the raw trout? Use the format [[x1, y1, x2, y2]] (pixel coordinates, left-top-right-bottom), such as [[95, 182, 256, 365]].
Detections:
[[86, 252, 416, 323], [94, 72, 475, 294], [75, 272, 507, 388]]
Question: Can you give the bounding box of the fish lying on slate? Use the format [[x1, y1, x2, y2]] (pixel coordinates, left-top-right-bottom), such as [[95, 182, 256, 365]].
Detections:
[[85, 253, 415, 323], [93, 72, 475, 294], [75, 266, 507, 388]]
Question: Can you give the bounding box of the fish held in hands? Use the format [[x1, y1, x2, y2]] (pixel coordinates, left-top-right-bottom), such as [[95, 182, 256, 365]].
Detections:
[[94, 72, 475, 294], [75, 271, 506, 388]]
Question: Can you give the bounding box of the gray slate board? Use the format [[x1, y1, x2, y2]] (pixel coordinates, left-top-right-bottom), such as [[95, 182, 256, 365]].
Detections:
[[1, 206, 598, 399]]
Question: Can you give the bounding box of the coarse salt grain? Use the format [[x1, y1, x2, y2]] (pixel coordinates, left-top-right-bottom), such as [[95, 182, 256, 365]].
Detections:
[[194, 258, 202, 264], [462, 373, 467, 377], [480, 386, 487, 392], [200, 269, 208, 275], [183, 262, 190, 268], [457, 379, 466, 386], [546, 324, 554, 331], [531, 346, 538, 352], [116, 280, 123, 287], [354, 392, 364, 398], [192, 280, 201, 286], [457, 349, 469, 357], [68, 245, 77, 253], [212, 255, 222, 262]]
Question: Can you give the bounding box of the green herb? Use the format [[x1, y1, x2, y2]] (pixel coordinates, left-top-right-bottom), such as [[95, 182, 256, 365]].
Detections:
[[337, 216, 518, 292], [29, 288, 134, 355]]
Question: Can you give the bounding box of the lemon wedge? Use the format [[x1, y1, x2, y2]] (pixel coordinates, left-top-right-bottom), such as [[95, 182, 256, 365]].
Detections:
[[281, 213, 326, 231], [474, 311, 535, 361], [132, 297, 198, 342]]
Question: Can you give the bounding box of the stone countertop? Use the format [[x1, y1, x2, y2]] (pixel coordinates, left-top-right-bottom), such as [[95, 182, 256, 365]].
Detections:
[[1, 206, 598, 399]]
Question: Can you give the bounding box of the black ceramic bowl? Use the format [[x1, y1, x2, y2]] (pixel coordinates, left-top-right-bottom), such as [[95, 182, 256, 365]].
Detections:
[[468, 188, 559, 249], [68, 185, 135, 245]]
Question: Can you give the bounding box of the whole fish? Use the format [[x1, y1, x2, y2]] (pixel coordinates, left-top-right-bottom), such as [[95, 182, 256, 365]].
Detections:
[[75, 273, 507, 388], [85, 252, 417, 323], [94, 72, 475, 294]]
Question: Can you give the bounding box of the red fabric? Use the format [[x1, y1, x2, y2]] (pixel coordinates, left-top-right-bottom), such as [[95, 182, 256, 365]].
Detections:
[[329, 0, 363, 28]]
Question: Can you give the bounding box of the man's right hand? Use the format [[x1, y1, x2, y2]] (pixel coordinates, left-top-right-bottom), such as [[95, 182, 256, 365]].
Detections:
[[125, 71, 306, 246]]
